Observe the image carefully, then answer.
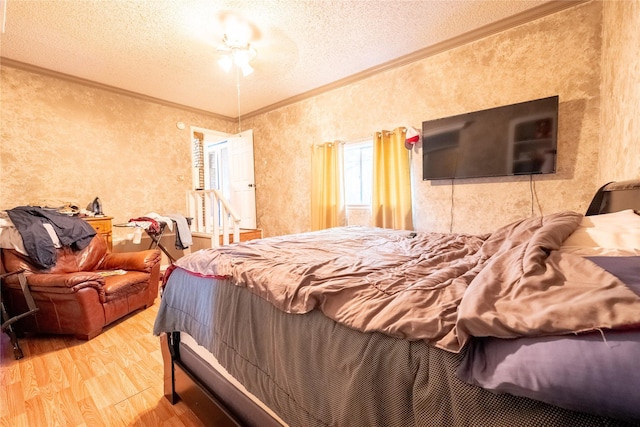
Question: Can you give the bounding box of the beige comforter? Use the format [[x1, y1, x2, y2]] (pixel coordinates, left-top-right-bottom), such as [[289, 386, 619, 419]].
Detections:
[[174, 211, 640, 352]]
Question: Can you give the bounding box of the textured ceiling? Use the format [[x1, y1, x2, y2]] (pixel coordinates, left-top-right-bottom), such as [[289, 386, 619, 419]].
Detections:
[[0, 0, 576, 118]]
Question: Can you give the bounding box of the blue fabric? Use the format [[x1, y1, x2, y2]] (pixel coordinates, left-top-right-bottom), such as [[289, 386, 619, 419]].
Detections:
[[457, 330, 640, 422], [587, 256, 640, 296], [457, 255, 640, 422]]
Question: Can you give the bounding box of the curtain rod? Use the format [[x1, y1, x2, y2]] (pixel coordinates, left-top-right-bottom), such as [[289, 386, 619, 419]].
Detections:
[[312, 126, 414, 147], [311, 141, 345, 148], [378, 127, 408, 137]]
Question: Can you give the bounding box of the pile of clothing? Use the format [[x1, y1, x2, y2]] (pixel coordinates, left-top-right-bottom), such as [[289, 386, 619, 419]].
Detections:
[[127, 213, 192, 250], [0, 206, 96, 269]]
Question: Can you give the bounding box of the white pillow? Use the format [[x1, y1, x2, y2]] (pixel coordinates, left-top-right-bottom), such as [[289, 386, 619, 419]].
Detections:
[[561, 209, 640, 249]]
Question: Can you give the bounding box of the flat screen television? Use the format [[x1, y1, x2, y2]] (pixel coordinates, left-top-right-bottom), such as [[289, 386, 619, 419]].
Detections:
[[422, 95, 559, 180]]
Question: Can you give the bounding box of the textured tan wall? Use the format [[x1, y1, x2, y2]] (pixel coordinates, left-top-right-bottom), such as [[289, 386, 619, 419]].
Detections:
[[0, 66, 234, 242], [249, 1, 604, 236], [600, 0, 640, 182], [2, 1, 636, 240]]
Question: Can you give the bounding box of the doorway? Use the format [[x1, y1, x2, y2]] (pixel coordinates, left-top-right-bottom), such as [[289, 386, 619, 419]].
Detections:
[[192, 127, 257, 229]]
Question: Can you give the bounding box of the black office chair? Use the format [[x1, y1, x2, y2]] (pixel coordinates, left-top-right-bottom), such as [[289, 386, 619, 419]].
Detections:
[[1, 269, 39, 359]]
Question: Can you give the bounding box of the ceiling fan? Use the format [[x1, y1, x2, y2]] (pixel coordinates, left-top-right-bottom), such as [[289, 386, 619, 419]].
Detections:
[[216, 12, 258, 77]]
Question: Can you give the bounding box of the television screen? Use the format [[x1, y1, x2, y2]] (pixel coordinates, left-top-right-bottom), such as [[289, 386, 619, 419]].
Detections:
[[422, 95, 559, 180]]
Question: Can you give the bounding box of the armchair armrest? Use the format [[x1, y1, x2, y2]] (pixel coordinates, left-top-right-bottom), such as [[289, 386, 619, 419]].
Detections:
[[98, 249, 161, 273], [13, 272, 107, 310], [24, 272, 104, 290]]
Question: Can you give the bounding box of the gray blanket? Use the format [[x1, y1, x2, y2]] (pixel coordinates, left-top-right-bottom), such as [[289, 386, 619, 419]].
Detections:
[[154, 268, 635, 427], [170, 212, 640, 352]]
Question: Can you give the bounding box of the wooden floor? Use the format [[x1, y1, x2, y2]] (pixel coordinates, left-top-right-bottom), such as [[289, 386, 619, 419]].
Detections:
[[0, 298, 207, 427]]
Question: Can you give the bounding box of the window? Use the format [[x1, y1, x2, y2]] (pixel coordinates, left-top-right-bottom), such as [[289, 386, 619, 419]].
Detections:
[[344, 139, 373, 206], [205, 141, 230, 200]]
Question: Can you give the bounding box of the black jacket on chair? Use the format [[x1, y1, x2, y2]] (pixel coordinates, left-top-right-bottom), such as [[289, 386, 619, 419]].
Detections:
[[6, 206, 96, 269]]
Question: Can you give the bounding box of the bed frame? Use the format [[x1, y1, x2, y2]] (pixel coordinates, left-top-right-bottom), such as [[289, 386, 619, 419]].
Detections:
[[586, 179, 640, 215], [161, 332, 281, 427], [161, 179, 640, 427]]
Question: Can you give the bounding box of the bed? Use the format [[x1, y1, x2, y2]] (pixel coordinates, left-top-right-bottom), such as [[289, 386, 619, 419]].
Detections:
[[154, 179, 640, 427]]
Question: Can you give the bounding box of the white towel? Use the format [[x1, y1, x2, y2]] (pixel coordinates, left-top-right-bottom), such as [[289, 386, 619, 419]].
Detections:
[[145, 212, 174, 231]]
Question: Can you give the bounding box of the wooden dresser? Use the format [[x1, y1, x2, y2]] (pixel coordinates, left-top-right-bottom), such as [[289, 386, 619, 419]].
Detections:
[[83, 216, 113, 250]]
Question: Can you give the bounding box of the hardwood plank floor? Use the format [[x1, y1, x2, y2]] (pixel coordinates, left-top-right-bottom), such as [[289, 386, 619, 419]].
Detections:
[[0, 298, 207, 427]]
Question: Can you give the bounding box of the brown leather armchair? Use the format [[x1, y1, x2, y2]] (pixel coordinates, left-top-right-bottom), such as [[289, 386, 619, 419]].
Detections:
[[1, 235, 161, 340]]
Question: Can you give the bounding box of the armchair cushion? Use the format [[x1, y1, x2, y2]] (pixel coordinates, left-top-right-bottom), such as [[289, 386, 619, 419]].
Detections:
[[101, 271, 151, 302]]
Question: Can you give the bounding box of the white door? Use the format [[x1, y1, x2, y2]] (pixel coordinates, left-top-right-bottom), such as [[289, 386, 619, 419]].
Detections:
[[229, 130, 257, 229], [200, 128, 256, 229]]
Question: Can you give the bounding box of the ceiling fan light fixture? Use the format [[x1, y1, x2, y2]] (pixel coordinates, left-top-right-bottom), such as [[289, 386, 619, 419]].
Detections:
[[239, 61, 254, 77], [233, 48, 252, 65], [217, 55, 233, 73], [217, 33, 256, 76]]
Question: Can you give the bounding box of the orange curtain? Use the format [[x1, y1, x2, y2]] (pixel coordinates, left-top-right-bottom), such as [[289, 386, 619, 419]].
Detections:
[[371, 127, 413, 230], [311, 142, 345, 230]]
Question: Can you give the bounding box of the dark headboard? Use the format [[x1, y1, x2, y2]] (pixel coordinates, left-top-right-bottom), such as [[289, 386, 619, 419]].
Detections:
[[586, 179, 640, 215]]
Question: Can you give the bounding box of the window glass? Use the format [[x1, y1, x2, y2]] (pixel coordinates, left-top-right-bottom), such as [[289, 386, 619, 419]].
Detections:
[[344, 140, 373, 206]]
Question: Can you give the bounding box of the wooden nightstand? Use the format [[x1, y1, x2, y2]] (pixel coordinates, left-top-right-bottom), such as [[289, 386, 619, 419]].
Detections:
[[83, 216, 113, 250]]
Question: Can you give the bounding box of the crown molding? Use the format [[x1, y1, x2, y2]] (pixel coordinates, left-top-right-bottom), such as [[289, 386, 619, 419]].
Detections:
[[243, 0, 588, 119], [0, 57, 235, 122]]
